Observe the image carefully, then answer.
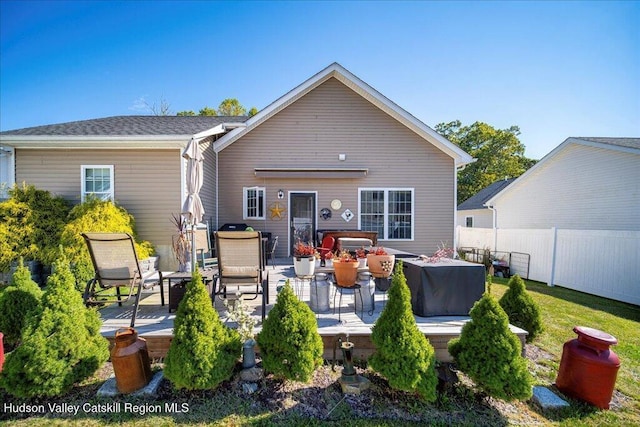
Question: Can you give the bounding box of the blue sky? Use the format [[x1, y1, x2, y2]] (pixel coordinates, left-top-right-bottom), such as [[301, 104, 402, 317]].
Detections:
[[1, 1, 638, 159]]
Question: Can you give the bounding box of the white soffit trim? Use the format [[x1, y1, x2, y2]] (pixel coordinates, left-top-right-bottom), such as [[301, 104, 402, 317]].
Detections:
[[214, 63, 474, 166], [0, 135, 192, 149]]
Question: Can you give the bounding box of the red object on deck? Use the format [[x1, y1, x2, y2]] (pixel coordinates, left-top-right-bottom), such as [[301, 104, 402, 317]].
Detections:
[[0, 332, 5, 372], [555, 326, 620, 409]]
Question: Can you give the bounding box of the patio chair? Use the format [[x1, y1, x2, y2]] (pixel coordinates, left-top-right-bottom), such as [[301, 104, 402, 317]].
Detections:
[[194, 224, 217, 269], [319, 235, 335, 260], [82, 232, 161, 327], [266, 236, 278, 269], [214, 230, 269, 320]]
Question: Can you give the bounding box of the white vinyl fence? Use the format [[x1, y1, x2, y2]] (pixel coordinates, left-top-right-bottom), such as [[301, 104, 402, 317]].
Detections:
[[456, 226, 640, 306]]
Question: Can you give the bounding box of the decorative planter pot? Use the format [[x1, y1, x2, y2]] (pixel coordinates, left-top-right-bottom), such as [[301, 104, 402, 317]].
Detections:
[[333, 260, 358, 287], [367, 254, 396, 278], [294, 256, 316, 277], [242, 338, 257, 369]]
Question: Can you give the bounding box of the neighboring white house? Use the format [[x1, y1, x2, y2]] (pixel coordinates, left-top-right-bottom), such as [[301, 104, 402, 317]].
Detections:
[[457, 137, 640, 305], [457, 178, 515, 229], [485, 137, 640, 231]]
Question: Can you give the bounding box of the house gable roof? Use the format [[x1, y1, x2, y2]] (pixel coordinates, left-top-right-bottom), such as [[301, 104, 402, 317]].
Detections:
[[0, 116, 249, 148], [213, 63, 474, 166], [485, 136, 640, 206], [457, 178, 515, 210]]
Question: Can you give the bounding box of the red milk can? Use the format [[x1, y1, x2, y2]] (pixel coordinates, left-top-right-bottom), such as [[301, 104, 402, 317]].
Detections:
[[111, 328, 153, 393], [555, 326, 620, 409], [0, 332, 5, 373]]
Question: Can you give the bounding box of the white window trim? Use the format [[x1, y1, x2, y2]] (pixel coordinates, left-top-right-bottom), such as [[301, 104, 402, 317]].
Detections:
[[243, 186, 266, 220], [81, 165, 114, 202], [358, 187, 415, 241]]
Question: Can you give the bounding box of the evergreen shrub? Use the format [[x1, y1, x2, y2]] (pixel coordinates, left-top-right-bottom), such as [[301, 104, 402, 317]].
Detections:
[[499, 275, 543, 342], [164, 270, 242, 390], [369, 261, 438, 401], [0, 259, 43, 347], [0, 198, 37, 272], [8, 184, 71, 266], [59, 198, 155, 288], [0, 252, 109, 398], [448, 292, 533, 401], [256, 280, 323, 382]]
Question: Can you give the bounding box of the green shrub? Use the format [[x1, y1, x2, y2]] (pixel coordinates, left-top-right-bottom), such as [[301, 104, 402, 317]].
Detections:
[[369, 261, 438, 401], [0, 252, 109, 398], [0, 259, 43, 347], [0, 198, 37, 272], [257, 280, 323, 382], [448, 292, 533, 401], [164, 270, 242, 390], [499, 275, 543, 343], [8, 184, 71, 266], [59, 198, 155, 288]]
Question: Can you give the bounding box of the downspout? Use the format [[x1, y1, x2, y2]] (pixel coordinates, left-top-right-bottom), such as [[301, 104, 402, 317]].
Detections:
[[487, 204, 497, 252], [215, 150, 219, 230]]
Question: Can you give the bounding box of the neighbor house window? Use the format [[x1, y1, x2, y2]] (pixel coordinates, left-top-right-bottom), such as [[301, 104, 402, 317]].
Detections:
[[359, 188, 414, 240], [243, 186, 265, 220], [81, 165, 114, 202], [465, 216, 474, 227]]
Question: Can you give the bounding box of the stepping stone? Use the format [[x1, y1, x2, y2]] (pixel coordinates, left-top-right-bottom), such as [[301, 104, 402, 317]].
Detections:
[[531, 385, 570, 413], [97, 371, 164, 397]]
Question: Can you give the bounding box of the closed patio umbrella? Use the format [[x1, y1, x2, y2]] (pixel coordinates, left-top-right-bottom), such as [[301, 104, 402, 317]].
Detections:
[[182, 137, 204, 271]]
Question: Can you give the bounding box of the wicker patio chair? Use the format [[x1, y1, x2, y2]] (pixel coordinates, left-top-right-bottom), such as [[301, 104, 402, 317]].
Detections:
[[82, 232, 160, 327], [214, 230, 269, 320]]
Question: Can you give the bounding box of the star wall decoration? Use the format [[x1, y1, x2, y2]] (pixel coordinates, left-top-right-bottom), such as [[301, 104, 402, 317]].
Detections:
[[269, 202, 285, 220]]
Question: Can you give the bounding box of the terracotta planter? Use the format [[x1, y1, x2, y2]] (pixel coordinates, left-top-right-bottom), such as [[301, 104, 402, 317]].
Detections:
[[333, 260, 358, 287], [294, 256, 316, 277], [367, 254, 395, 278]]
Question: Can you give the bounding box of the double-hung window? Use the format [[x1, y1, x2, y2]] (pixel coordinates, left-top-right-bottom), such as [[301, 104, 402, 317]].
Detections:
[[81, 165, 114, 202], [359, 188, 414, 240], [243, 186, 265, 220]]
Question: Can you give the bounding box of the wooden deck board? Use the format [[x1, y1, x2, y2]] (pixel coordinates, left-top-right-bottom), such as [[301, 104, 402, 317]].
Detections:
[[100, 261, 528, 361]]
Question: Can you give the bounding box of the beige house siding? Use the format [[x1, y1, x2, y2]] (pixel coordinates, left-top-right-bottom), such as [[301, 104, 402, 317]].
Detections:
[[493, 143, 640, 230], [217, 77, 455, 256], [457, 209, 493, 229], [199, 139, 216, 229], [15, 148, 183, 268]]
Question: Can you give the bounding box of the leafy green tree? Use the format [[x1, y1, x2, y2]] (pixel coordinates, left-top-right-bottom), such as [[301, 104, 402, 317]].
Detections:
[[217, 98, 246, 116], [248, 107, 258, 117], [369, 261, 438, 401], [164, 270, 241, 389], [0, 259, 43, 347], [435, 120, 537, 202], [0, 252, 109, 398], [177, 110, 196, 116], [448, 292, 533, 401], [499, 275, 543, 343], [199, 106, 218, 116], [257, 281, 323, 382]]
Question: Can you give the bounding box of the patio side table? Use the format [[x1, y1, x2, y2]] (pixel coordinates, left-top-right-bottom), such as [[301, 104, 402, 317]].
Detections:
[[165, 269, 217, 312]]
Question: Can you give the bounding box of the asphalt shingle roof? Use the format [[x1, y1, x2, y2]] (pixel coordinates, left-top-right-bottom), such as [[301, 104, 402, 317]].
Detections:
[[0, 115, 249, 136], [458, 178, 516, 210], [574, 137, 640, 151]]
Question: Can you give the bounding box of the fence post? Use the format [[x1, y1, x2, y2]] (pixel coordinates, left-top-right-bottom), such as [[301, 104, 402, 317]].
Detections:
[[548, 227, 558, 287]]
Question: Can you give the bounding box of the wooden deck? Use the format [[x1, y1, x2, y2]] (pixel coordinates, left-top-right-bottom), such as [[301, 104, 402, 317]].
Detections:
[[99, 260, 528, 362]]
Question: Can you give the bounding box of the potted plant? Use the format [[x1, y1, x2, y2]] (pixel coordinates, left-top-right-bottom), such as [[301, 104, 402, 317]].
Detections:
[[171, 214, 191, 272], [332, 250, 358, 287], [223, 294, 257, 368], [293, 241, 317, 278], [367, 247, 395, 278]]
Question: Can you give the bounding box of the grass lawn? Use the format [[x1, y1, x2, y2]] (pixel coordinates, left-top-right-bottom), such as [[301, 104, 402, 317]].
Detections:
[[1, 276, 638, 426]]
